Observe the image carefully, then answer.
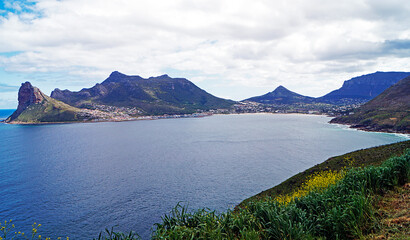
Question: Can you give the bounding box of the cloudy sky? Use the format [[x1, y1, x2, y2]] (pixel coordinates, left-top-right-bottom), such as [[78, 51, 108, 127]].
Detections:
[[1, 0, 410, 108]]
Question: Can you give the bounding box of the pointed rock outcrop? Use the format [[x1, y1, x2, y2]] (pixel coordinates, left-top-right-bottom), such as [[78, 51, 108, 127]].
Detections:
[[6, 82, 89, 123], [6, 82, 47, 122]]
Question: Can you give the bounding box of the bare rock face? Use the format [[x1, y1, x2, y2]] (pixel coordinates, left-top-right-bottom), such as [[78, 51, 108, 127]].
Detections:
[[6, 82, 46, 122]]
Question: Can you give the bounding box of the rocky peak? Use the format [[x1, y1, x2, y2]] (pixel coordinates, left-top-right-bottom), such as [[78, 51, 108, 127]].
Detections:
[[7, 82, 46, 122], [18, 82, 45, 107]]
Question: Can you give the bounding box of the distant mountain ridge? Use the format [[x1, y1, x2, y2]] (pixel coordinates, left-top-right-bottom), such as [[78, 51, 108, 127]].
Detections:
[[244, 71, 410, 105], [51, 71, 235, 115], [244, 85, 315, 104], [330, 76, 410, 133], [318, 71, 410, 104]]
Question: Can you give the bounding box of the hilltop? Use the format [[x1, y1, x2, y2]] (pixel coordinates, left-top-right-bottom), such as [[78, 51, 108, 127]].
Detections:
[[330, 76, 410, 133], [51, 71, 235, 115], [5, 82, 97, 123], [243, 85, 315, 104]]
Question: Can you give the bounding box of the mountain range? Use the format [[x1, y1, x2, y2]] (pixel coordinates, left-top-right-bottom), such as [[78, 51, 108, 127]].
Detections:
[[245, 71, 410, 105], [330, 76, 410, 133], [5, 71, 409, 129], [51, 71, 235, 115], [318, 71, 410, 104]]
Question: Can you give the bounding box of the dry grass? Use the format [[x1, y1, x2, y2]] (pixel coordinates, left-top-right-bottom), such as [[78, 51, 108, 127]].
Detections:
[[365, 183, 410, 240]]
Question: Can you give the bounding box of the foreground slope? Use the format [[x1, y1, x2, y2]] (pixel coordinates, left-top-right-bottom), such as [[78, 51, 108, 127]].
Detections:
[[244, 85, 315, 104], [51, 71, 236, 115], [6, 82, 91, 123], [239, 140, 410, 207], [330, 76, 410, 133]]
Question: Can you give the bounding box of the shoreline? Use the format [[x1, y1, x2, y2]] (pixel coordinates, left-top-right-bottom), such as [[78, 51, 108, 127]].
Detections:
[[330, 121, 410, 136], [0, 111, 332, 126], [2, 111, 409, 137]]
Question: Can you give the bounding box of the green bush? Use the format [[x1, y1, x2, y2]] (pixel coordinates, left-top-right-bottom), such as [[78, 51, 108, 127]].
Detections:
[[152, 149, 410, 240]]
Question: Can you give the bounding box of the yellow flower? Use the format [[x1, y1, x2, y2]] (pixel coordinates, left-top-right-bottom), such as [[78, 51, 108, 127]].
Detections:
[[39, 235, 42, 239], [275, 169, 345, 205]]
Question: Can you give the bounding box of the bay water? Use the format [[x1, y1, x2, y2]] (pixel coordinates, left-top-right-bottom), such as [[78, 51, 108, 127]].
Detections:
[[0, 111, 407, 239]]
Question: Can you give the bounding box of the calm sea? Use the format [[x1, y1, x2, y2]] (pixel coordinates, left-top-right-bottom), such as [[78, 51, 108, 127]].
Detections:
[[0, 111, 408, 239]]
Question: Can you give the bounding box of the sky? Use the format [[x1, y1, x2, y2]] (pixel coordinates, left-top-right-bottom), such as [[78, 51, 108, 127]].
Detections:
[[0, 0, 410, 109]]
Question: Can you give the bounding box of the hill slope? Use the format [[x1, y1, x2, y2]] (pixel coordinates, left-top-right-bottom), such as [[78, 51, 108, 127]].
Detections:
[[51, 71, 235, 115], [318, 71, 410, 104], [330, 76, 410, 133], [6, 82, 92, 123], [239, 140, 410, 207], [244, 85, 315, 104]]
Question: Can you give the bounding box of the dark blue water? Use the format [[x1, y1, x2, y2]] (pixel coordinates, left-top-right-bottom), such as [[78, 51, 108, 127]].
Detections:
[[0, 111, 408, 239], [0, 109, 14, 120]]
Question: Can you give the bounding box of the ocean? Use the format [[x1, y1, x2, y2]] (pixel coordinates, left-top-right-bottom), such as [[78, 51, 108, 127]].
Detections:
[[0, 111, 407, 239]]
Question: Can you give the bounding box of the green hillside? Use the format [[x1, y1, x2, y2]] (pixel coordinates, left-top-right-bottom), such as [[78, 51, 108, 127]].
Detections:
[[51, 71, 236, 115], [239, 140, 410, 207], [331, 76, 410, 133], [6, 82, 91, 123]]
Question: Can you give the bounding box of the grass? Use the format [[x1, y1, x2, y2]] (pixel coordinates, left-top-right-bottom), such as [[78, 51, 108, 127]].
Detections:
[[151, 148, 410, 239], [2, 141, 409, 239], [239, 140, 410, 207], [364, 184, 410, 239]]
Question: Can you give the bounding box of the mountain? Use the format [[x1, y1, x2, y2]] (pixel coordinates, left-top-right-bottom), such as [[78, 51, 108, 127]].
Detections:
[[330, 76, 410, 133], [6, 82, 93, 123], [51, 71, 236, 115], [318, 71, 410, 104], [244, 85, 315, 104]]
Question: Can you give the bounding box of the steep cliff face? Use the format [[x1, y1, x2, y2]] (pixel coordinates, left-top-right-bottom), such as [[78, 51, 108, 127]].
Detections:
[[7, 82, 47, 122], [330, 76, 410, 133], [318, 72, 410, 104], [6, 82, 89, 123]]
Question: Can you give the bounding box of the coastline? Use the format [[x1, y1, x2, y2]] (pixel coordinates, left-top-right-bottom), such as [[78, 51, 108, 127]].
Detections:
[[237, 139, 410, 209], [3, 111, 409, 138], [1, 112, 214, 125], [330, 120, 410, 136]]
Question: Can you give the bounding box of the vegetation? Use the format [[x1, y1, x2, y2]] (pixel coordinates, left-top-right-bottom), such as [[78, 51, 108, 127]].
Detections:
[[364, 183, 410, 239], [331, 76, 410, 133], [12, 96, 85, 123], [152, 149, 410, 239], [2, 142, 409, 239], [51, 72, 236, 116], [241, 140, 410, 206]]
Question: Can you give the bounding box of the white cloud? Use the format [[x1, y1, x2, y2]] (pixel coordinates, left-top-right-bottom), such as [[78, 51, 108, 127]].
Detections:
[[0, 0, 410, 107]]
